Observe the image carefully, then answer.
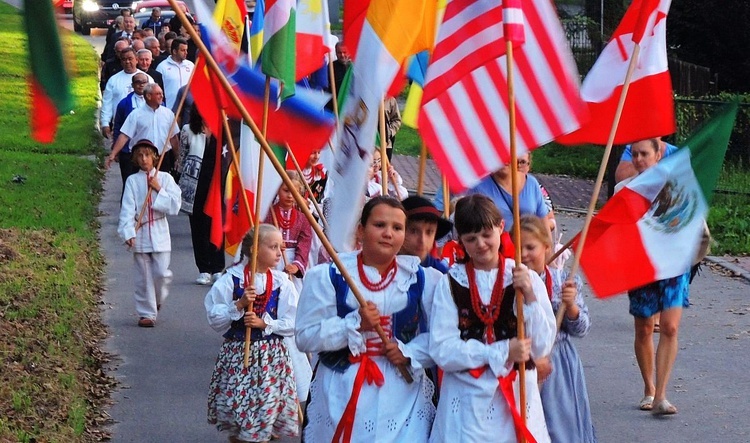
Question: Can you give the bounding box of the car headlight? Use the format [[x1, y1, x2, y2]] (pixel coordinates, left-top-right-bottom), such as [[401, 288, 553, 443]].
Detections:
[[82, 0, 100, 12]]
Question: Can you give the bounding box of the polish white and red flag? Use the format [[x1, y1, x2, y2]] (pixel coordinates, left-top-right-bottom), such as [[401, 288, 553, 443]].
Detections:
[[557, 0, 675, 146], [419, 0, 587, 192]]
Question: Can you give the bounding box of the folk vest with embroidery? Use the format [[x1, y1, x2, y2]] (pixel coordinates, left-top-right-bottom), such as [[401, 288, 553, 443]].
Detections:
[[223, 274, 283, 342], [449, 275, 535, 369], [319, 264, 426, 373]]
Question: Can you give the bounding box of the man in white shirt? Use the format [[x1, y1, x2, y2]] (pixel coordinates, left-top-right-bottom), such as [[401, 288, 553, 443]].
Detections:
[[155, 38, 194, 109], [107, 84, 179, 172], [101, 47, 153, 139], [112, 73, 150, 185]]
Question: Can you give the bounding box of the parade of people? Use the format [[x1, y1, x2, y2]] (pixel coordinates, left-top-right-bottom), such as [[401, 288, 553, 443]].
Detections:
[[7, 0, 749, 441]]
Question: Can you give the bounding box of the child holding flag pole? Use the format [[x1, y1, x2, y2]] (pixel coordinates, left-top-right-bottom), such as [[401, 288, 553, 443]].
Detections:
[[173, 0, 415, 380]]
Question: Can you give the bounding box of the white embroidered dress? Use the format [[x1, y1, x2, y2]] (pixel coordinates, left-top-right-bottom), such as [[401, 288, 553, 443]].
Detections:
[[296, 252, 440, 443], [429, 260, 556, 443]]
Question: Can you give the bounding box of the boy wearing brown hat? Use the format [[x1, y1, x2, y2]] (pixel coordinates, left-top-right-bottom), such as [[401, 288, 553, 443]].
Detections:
[[400, 196, 453, 274], [117, 140, 182, 327]]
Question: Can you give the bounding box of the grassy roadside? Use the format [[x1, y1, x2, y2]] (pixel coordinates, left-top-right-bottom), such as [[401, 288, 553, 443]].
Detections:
[[0, 3, 111, 442]]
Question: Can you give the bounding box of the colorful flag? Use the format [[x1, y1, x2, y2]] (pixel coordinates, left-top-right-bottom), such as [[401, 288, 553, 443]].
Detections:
[[342, 0, 370, 62], [224, 126, 288, 255], [577, 103, 737, 298], [419, 0, 587, 192], [402, 0, 447, 129], [249, 0, 265, 65], [401, 52, 429, 129], [327, 0, 438, 251], [556, 0, 674, 146], [295, 0, 331, 81], [191, 57, 230, 138], [205, 132, 228, 248], [502, 0, 525, 44], [262, 0, 297, 99], [213, 0, 248, 52], [23, 0, 72, 143], [193, 1, 336, 163]]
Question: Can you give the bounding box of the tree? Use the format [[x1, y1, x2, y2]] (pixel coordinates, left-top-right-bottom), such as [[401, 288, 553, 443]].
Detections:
[[668, 0, 750, 93]]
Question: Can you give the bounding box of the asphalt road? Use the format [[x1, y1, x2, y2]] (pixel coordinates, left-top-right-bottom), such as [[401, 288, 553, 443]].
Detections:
[[50, 9, 750, 442]]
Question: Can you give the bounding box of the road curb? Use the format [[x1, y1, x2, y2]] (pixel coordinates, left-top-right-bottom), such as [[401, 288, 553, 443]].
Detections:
[[705, 256, 750, 282]]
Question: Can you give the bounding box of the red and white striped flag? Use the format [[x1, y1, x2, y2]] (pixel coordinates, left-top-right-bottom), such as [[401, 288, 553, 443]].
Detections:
[[502, 0, 524, 44], [419, 0, 587, 192]]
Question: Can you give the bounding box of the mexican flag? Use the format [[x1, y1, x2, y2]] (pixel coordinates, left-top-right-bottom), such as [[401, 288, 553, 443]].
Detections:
[[24, 0, 72, 143], [577, 102, 738, 298], [262, 0, 296, 99]]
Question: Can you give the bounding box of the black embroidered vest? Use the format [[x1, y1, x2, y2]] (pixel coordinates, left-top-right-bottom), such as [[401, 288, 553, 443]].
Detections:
[[449, 275, 535, 369]]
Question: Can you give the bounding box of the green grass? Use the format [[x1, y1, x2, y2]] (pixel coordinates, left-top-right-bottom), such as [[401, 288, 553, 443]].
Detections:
[[0, 3, 111, 442], [0, 152, 101, 230], [708, 161, 750, 255], [0, 5, 101, 156]]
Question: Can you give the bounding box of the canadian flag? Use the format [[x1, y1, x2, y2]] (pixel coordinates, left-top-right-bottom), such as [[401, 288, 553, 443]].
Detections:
[[557, 0, 675, 146]]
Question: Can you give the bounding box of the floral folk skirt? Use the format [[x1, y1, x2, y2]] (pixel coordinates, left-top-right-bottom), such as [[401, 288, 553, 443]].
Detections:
[[208, 338, 299, 441]]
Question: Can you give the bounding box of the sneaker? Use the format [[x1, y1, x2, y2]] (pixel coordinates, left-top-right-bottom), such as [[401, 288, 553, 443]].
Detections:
[[212, 272, 223, 282], [195, 272, 211, 285]]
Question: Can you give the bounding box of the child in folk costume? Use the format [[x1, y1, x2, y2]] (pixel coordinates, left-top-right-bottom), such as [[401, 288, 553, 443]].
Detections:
[[519, 215, 597, 443], [117, 140, 181, 328], [264, 171, 312, 293], [302, 148, 327, 204], [205, 225, 300, 443], [366, 149, 408, 200], [429, 194, 556, 443], [296, 196, 440, 442]]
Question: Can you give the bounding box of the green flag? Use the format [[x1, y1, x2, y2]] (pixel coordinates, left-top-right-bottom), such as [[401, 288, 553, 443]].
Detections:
[[24, 0, 72, 143]]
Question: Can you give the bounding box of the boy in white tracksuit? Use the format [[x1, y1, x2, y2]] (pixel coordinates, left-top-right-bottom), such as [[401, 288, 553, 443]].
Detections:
[[118, 139, 181, 327]]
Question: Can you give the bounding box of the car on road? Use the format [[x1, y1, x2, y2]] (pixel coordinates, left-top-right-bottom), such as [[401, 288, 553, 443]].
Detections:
[[131, 0, 190, 31], [73, 0, 136, 35]]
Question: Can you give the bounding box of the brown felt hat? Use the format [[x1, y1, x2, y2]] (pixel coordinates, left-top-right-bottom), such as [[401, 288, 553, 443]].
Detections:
[[131, 139, 159, 155]]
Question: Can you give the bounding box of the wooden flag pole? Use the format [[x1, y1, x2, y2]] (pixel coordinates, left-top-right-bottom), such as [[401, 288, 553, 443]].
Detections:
[[417, 141, 427, 196], [134, 68, 196, 231], [286, 143, 330, 231], [546, 235, 575, 266], [555, 43, 642, 329], [328, 49, 340, 123], [167, 1, 413, 382], [379, 100, 389, 196], [505, 41, 527, 437], [441, 175, 450, 218], [244, 75, 273, 368]]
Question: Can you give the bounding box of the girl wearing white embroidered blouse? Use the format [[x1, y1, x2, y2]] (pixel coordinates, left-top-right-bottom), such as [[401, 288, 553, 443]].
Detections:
[[296, 196, 440, 442], [428, 194, 556, 443]]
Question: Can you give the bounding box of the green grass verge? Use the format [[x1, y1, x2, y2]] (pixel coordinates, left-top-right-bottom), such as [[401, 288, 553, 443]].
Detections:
[[0, 5, 101, 156], [0, 3, 110, 442]]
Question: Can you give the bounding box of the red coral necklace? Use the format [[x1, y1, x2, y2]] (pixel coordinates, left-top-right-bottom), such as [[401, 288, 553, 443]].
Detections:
[[357, 254, 397, 292], [466, 255, 505, 344], [243, 266, 274, 317], [275, 205, 296, 231]]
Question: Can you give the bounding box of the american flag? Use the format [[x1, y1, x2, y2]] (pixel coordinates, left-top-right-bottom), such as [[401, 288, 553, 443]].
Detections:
[[419, 0, 587, 192]]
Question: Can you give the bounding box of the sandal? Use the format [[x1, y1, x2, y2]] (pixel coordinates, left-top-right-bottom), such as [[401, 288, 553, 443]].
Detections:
[[639, 395, 654, 410], [652, 399, 677, 415]]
